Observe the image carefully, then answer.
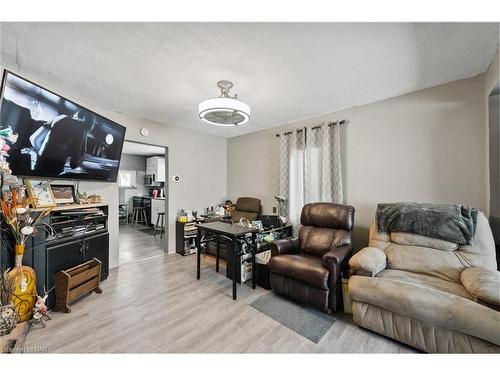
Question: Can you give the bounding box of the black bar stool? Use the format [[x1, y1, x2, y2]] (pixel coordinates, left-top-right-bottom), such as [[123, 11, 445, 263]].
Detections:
[[132, 206, 147, 228], [154, 212, 165, 238]]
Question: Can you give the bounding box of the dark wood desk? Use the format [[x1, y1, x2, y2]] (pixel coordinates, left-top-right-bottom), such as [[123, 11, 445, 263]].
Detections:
[[196, 221, 259, 300]]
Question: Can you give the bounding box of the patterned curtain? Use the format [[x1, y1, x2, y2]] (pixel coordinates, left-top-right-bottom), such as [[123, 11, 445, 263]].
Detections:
[[279, 129, 306, 231], [305, 123, 343, 204], [279, 123, 343, 232]]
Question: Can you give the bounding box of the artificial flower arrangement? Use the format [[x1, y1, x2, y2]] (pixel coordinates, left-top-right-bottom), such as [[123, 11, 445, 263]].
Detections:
[[1, 190, 53, 245], [1, 189, 53, 322]]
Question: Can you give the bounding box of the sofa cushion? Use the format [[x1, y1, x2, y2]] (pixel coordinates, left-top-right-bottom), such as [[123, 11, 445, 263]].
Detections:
[[300, 202, 354, 231], [367, 222, 392, 250], [349, 275, 500, 346], [461, 267, 500, 306], [268, 253, 329, 290], [349, 247, 387, 277], [384, 242, 465, 282], [299, 226, 351, 257], [377, 269, 472, 300], [456, 212, 498, 270], [390, 232, 458, 251]]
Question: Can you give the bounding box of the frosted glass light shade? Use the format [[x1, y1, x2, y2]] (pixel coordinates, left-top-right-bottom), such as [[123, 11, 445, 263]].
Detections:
[[198, 97, 251, 126]]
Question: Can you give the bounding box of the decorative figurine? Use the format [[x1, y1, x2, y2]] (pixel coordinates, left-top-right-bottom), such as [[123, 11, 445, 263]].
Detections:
[[29, 286, 54, 329]]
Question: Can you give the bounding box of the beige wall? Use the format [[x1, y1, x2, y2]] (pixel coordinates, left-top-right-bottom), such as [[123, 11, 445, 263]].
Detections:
[[0, 65, 227, 268], [227, 75, 489, 250]]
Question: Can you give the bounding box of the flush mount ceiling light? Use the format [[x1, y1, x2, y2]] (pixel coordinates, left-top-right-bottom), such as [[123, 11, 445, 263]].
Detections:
[[199, 80, 251, 126]]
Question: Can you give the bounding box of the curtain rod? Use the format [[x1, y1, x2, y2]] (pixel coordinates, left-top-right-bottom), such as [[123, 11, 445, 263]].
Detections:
[[275, 120, 347, 137]]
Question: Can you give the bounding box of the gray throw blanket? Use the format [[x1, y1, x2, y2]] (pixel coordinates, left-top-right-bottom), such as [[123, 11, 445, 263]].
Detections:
[[376, 203, 478, 245]]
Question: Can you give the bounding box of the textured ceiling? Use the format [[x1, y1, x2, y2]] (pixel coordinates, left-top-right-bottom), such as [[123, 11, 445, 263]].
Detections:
[[0, 23, 498, 138]]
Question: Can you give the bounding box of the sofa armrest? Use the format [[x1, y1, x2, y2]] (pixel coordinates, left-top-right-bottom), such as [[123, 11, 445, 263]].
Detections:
[[270, 237, 300, 256], [322, 244, 353, 270], [348, 247, 387, 277], [322, 244, 353, 311], [460, 267, 500, 307]]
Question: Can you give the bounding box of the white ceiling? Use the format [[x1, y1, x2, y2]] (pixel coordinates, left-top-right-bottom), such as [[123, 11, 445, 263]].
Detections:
[[122, 141, 165, 156], [1, 23, 498, 138]]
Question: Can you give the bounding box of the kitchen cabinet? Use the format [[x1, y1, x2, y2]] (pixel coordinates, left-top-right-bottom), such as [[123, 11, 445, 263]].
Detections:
[[118, 170, 137, 188], [146, 165, 155, 176], [146, 156, 165, 182], [84, 232, 110, 278], [156, 158, 165, 182], [151, 198, 165, 226]]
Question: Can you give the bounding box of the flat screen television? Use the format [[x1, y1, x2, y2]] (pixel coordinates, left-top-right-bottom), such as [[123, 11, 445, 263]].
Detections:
[[0, 70, 126, 182]]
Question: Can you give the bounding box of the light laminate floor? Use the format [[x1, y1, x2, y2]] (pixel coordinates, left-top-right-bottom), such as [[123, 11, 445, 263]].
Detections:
[[119, 223, 166, 265], [24, 252, 416, 353]]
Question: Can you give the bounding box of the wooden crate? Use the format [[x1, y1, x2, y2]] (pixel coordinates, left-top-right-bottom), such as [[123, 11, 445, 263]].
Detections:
[[54, 258, 102, 313]]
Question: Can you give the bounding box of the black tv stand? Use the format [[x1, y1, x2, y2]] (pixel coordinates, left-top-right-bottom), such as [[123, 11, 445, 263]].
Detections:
[[0, 203, 109, 309]]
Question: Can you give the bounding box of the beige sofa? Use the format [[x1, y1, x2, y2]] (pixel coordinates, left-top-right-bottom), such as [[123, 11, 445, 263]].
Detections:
[[348, 211, 500, 353]]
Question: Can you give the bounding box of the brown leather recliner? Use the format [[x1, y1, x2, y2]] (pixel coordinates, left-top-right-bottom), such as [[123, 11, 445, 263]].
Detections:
[[268, 202, 355, 312], [230, 197, 262, 223]]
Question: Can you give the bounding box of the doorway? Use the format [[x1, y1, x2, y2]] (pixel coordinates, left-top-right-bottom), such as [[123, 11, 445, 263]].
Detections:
[[117, 140, 168, 265]]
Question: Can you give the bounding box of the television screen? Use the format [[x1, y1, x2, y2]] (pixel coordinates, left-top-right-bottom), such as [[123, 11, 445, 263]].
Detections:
[[0, 71, 126, 182]]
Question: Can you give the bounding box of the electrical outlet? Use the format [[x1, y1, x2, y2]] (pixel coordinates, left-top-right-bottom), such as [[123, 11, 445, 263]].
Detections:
[[273, 206, 277, 213]]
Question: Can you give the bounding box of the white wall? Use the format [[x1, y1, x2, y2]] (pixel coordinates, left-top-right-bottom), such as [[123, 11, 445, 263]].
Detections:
[[227, 75, 489, 250], [0, 65, 227, 268]]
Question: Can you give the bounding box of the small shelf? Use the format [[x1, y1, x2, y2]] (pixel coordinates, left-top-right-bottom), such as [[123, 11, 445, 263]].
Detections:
[[176, 220, 203, 256], [32, 203, 108, 212], [46, 208, 108, 245]]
